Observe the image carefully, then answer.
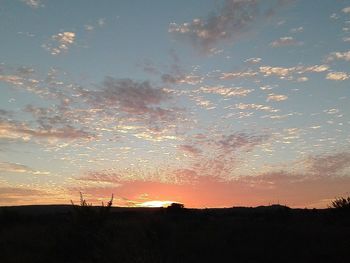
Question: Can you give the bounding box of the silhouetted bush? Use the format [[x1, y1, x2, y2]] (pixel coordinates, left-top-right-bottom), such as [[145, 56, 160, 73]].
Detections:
[[330, 196, 350, 209], [70, 192, 113, 224]]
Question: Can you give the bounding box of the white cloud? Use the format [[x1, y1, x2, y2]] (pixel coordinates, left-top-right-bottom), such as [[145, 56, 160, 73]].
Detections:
[[290, 26, 304, 33], [199, 86, 254, 98], [43, 32, 76, 55], [327, 50, 350, 62], [297, 76, 308, 82], [326, 72, 349, 81], [0, 162, 49, 175], [234, 103, 279, 113], [84, 25, 94, 31], [260, 66, 294, 77], [244, 57, 262, 64], [342, 7, 350, 14], [220, 70, 258, 80], [330, 13, 339, 20], [98, 18, 106, 27], [267, 93, 288, 102], [21, 0, 42, 8], [303, 65, 329, 73], [259, 64, 329, 79], [270, 36, 302, 47]]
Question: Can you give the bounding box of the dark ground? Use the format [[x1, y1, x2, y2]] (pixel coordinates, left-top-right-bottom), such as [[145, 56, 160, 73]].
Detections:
[[0, 204, 349, 263]]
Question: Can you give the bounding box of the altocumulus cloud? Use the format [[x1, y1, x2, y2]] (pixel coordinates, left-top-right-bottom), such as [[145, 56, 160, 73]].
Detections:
[[21, 0, 43, 8], [169, 0, 291, 53], [0, 161, 49, 175], [326, 50, 350, 62], [326, 71, 349, 81], [269, 36, 303, 47], [43, 31, 76, 55], [86, 77, 176, 122], [0, 118, 93, 142]]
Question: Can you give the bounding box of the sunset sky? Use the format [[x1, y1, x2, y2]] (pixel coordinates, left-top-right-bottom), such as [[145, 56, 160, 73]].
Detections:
[[1, 0, 350, 208]]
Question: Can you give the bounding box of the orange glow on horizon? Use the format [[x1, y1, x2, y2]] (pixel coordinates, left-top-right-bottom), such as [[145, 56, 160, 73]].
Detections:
[[138, 200, 176, 208]]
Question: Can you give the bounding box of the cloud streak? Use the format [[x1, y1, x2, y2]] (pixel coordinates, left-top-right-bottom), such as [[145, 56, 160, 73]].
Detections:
[[0, 162, 49, 175], [269, 36, 303, 47]]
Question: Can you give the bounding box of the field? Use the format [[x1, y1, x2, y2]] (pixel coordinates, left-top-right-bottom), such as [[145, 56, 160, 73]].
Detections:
[[0, 205, 349, 263]]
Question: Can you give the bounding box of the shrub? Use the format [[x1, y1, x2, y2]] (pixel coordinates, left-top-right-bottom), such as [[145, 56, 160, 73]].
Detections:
[[70, 192, 114, 223], [329, 196, 350, 210]]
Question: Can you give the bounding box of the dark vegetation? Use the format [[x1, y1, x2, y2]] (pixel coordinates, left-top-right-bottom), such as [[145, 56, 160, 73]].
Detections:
[[329, 196, 350, 211], [0, 195, 350, 263]]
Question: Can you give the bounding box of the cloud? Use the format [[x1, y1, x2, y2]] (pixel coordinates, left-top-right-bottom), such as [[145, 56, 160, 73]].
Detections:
[[267, 93, 288, 101], [326, 50, 350, 62], [161, 73, 203, 85], [307, 152, 350, 176], [342, 6, 350, 14], [269, 36, 303, 47], [43, 32, 76, 55], [84, 25, 94, 31], [260, 66, 294, 77], [179, 131, 270, 178], [0, 162, 33, 173], [178, 144, 202, 156], [259, 64, 329, 79], [0, 186, 56, 205], [0, 74, 25, 86], [296, 76, 308, 82], [244, 57, 262, 64], [290, 26, 304, 33], [330, 13, 339, 20], [84, 18, 107, 32], [78, 166, 199, 186], [0, 119, 93, 141], [304, 65, 329, 73], [220, 70, 258, 80], [326, 71, 349, 81], [0, 109, 12, 117], [21, 0, 43, 8], [73, 77, 185, 137], [169, 0, 292, 53], [190, 96, 216, 110], [1, 65, 183, 144], [234, 103, 279, 113], [89, 77, 173, 118], [98, 18, 106, 27], [0, 162, 49, 175], [78, 171, 123, 184], [217, 132, 269, 153], [199, 86, 254, 97]]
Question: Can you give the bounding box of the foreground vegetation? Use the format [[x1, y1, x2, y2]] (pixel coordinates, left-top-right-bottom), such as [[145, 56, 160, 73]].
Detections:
[[0, 200, 349, 263]]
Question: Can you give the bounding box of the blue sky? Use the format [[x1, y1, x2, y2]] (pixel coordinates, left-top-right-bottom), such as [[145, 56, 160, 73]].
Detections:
[[1, 0, 350, 208]]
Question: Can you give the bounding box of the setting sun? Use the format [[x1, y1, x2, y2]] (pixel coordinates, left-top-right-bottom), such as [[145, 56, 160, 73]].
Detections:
[[138, 201, 176, 208]]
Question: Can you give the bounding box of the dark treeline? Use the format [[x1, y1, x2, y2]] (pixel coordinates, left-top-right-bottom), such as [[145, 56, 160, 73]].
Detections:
[[0, 204, 349, 263]]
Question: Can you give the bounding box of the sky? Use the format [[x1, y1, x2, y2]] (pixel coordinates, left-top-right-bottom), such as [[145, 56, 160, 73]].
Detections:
[[1, 0, 350, 208]]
